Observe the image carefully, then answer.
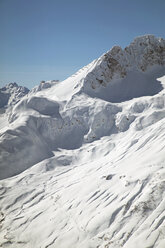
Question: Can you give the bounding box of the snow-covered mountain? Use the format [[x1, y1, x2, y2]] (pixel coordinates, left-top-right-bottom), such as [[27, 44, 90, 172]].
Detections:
[[0, 35, 165, 248], [0, 82, 29, 108]]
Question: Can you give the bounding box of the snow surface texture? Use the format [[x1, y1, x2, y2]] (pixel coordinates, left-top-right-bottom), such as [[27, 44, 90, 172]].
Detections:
[[0, 35, 165, 248]]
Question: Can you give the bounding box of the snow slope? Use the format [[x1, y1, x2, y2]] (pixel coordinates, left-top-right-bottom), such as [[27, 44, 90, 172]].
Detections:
[[0, 35, 165, 248]]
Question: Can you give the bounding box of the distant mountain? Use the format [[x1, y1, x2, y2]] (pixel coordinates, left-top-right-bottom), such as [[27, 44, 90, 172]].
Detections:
[[0, 82, 29, 108], [0, 35, 165, 248]]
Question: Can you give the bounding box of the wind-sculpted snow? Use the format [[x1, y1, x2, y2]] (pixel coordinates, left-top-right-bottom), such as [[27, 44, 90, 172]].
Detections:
[[0, 35, 165, 248], [9, 96, 60, 121], [0, 111, 165, 247], [0, 94, 121, 178]]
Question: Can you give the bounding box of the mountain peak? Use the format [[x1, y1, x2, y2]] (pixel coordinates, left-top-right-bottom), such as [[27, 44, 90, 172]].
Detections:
[[0, 82, 29, 108], [0, 35, 165, 248], [131, 34, 164, 45], [77, 35, 165, 102]]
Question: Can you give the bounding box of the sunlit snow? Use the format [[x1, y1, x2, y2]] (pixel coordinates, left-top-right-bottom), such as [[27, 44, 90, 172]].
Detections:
[[0, 35, 165, 248]]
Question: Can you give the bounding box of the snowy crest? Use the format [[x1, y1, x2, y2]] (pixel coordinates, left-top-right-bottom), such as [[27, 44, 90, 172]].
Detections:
[[80, 35, 165, 101], [0, 35, 165, 248]]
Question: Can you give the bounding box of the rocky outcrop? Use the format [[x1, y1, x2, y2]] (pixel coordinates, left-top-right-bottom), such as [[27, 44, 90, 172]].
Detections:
[[30, 80, 60, 93], [81, 35, 165, 95]]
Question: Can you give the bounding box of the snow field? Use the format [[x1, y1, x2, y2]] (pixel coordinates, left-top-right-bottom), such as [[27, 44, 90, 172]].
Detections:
[[0, 35, 165, 247]]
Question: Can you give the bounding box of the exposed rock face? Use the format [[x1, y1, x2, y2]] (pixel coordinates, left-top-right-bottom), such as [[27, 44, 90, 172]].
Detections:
[[0, 35, 165, 248], [30, 80, 60, 93], [126, 35, 165, 70], [0, 35, 165, 180], [81, 35, 165, 98]]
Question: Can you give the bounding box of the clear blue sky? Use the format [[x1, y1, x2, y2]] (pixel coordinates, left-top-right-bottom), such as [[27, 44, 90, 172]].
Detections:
[[0, 0, 164, 88]]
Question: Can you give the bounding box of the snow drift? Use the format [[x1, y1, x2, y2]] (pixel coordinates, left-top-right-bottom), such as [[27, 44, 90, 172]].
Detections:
[[0, 35, 165, 248]]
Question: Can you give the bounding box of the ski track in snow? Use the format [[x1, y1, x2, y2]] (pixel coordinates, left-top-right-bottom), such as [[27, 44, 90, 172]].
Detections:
[[0, 35, 165, 248]]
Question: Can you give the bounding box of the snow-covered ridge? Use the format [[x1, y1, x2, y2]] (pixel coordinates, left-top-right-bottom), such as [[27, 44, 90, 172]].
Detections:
[[0, 35, 165, 179], [0, 35, 165, 248], [79, 35, 165, 101]]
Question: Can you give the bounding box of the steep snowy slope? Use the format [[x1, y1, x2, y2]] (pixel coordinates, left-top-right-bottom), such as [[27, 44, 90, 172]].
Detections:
[[0, 35, 165, 248]]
